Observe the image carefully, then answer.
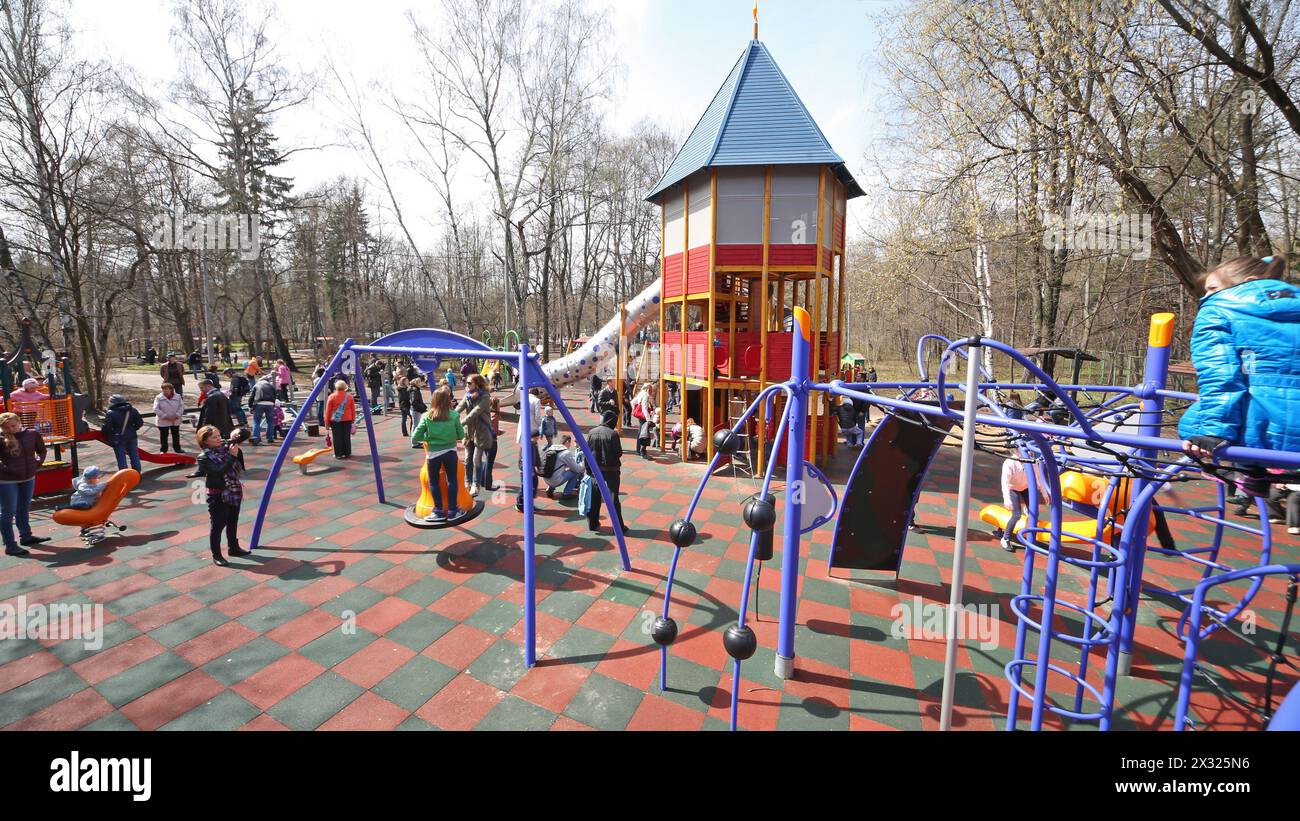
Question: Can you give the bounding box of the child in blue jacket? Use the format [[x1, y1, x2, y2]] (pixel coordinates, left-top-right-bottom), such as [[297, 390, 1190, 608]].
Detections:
[[1181, 255, 1300, 460]]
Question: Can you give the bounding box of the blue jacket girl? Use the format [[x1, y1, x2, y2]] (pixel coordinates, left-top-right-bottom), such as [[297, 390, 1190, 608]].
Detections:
[[1180, 255, 1300, 456]]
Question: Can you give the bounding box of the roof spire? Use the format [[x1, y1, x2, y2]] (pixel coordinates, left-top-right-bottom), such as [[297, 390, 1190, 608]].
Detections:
[[752, 1, 758, 39]]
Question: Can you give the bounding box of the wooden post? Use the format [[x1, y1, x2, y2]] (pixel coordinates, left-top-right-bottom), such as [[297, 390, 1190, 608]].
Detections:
[[825, 227, 837, 458], [706, 169, 718, 463], [658, 199, 667, 453], [680, 180, 690, 462], [809, 168, 826, 464], [757, 166, 772, 474]]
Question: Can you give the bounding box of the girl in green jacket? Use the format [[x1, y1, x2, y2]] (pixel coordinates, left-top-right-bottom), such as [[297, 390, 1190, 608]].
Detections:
[[412, 385, 465, 521]]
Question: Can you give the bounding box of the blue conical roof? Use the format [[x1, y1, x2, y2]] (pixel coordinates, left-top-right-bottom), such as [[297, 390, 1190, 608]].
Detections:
[[646, 40, 863, 202]]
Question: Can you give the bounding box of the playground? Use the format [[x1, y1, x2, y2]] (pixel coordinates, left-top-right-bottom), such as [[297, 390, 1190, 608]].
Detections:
[[0, 20, 1297, 736], [0, 367, 1292, 731]]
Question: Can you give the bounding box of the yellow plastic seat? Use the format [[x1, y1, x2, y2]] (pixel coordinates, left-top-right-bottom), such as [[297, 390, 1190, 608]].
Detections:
[[979, 503, 1113, 545]]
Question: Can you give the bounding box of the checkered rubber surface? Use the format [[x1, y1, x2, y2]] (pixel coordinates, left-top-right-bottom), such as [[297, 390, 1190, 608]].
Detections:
[[0, 385, 1294, 731]]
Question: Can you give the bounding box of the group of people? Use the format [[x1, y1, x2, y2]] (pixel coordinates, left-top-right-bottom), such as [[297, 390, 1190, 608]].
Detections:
[[519, 396, 626, 534], [7, 253, 1300, 571], [587, 375, 660, 460]]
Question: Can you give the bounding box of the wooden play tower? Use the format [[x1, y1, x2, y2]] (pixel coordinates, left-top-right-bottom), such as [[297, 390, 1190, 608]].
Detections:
[[649, 30, 863, 471]]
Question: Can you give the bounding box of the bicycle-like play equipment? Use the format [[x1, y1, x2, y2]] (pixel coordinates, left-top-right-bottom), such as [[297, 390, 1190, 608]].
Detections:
[[248, 327, 632, 668], [654, 308, 1300, 731]]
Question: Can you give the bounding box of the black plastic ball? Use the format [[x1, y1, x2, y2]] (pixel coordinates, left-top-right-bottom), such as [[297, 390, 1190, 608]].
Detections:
[[668, 519, 697, 549], [651, 616, 678, 646], [723, 623, 758, 660], [712, 427, 740, 456], [742, 495, 777, 532]]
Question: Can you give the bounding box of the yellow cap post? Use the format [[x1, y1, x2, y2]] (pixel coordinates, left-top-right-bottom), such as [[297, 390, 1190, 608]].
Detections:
[[1148, 312, 1175, 348], [792, 306, 811, 341]]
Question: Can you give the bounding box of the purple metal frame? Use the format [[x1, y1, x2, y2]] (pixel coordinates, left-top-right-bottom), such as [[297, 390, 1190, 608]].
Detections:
[[247, 329, 632, 669], [651, 318, 1300, 731]]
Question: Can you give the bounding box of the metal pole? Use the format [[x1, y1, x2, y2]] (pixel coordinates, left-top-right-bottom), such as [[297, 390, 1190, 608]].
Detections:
[[939, 338, 982, 731], [249, 342, 350, 550], [519, 346, 537, 667], [1117, 313, 1174, 675], [774, 307, 810, 679]]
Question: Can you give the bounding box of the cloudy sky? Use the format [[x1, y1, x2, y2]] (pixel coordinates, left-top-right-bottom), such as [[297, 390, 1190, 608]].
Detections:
[[73, 0, 898, 242]]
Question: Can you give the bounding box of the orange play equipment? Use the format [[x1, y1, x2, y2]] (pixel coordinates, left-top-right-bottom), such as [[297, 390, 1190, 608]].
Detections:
[[978, 470, 1151, 545], [403, 446, 483, 528], [51, 468, 140, 545]]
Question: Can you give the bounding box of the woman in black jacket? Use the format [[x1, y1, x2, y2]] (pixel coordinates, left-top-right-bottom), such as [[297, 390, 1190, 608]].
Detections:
[[196, 425, 250, 566], [0, 412, 49, 556]]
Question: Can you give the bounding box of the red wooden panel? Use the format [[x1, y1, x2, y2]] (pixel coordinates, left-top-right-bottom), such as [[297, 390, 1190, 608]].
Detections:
[[835, 210, 845, 249], [686, 246, 711, 293], [662, 339, 683, 375], [725, 331, 763, 377], [662, 253, 684, 298], [768, 244, 816, 266], [822, 248, 833, 271], [715, 244, 762, 266]]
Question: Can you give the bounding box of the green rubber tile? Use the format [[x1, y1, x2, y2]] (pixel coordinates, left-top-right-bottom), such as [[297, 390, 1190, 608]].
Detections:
[[318, 585, 386, 618], [0, 569, 61, 600], [462, 517, 508, 540], [0, 668, 88, 726], [266, 671, 363, 730], [264, 563, 328, 592], [657, 655, 727, 713], [50, 619, 144, 664], [464, 599, 524, 635], [794, 625, 850, 670], [599, 576, 658, 608], [109, 583, 184, 617], [374, 655, 458, 712], [161, 691, 260, 731], [847, 681, 924, 730], [563, 672, 643, 730], [476, 695, 556, 731], [396, 714, 439, 731], [84, 711, 141, 731], [701, 715, 733, 731], [201, 636, 291, 687], [466, 638, 530, 692], [305, 521, 352, 539], [401, 554, 443, 575], [395, 576, 455, 608], [352, 533, 399, 552], [546, 625, 618, 668], [635, 543, 677, 565], [800, 576, 851, 608], [297, 626, 377, 669], [385, 610, 455, 653], [537, 590, 597, 622], [188, 573, 259, 606], [0, 636, 46, 665], [65, 562, 138, 591], [96, 651, 193, 708], [462, 571, 516, 598], [339, 556, 394, 583], [775, 692, 850, 730], [147, 608, 230, 648], [237, 595, 311, 634], [146, 555, 210, 582], [712, 557, 750, 583]]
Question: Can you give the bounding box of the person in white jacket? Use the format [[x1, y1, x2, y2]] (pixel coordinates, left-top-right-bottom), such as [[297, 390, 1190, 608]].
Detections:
[[153, 382, 186, 454]]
